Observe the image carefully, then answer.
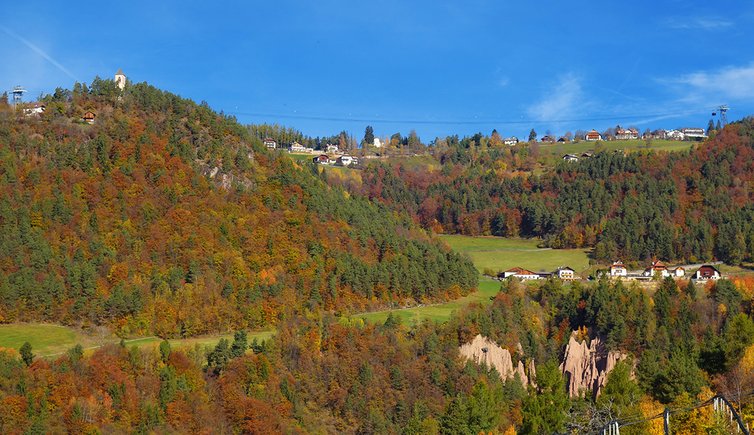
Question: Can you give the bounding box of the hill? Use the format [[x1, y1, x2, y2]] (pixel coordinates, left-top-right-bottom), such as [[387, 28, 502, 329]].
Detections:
[[0, 78, 477, 337], [333, 120, 754, 265]]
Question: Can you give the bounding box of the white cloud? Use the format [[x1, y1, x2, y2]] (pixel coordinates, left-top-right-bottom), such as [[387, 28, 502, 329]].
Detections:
[[526, 73, 587, 122], [671, 62, 754, 101], [497, 76, 510, 88], [667, 17, 733, 30]]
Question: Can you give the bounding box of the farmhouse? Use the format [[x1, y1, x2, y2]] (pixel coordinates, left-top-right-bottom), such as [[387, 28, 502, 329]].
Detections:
[[643, 260, 670, 278], [82, 111, 96, 124], [289, 142, 309, 153], [500, 267, 542, 281], [263, 138, 277, 149], [609, 261, 627, 277], [504, 137, 519, 146], [693, 265, 721, 281], [563, 154, 579, 162], [337, 155, 354, 166], [554, 267, 576, 281], [557, 136, 570, 143], [585, 130, 602, 141], [615, 128, 639, 140], [541, 135, 556, 143], [680, 127, 706, 140], [313, 154, 330, 164], [23, 103, 46, 117], [670, 267, 685, 278]]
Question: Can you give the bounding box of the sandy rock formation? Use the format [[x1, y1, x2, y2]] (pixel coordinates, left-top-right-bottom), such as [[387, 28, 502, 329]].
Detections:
[[459, 335, 533, 386], [559, 332, 626, 398]]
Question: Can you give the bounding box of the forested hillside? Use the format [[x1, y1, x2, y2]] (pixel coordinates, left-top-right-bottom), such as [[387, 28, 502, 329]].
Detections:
[[343, 121, 754, 264], [0, 79, 476, 336], [3, 275, 753, 433]]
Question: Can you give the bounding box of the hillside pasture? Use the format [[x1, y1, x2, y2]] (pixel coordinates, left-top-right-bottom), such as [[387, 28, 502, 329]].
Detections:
[[439, 234, 590, 274]]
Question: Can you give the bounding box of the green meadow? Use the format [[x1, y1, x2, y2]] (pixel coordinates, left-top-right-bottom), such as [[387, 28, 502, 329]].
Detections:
[[0, 323, 274, 358], [439, 234, 590, 274], [538, 138, 694, 157]]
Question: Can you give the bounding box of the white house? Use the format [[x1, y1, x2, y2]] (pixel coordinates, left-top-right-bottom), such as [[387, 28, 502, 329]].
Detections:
[[325, 144, 340, 154], [114, 68, 126, 90], [670, 267, 685, 278], [373, 137, 383, 148], [504, 137, 519, 146], [289, 142, 308, 153], [609, 261, 627, 277], [264, 138, 277, 149], [500, 267, 542, 281], [680, 128, 706, 140], [643, 260, 670, 278], [585, 130, 602, 141], [337, 155, 354, 166], [554, 267, 576, 281], [693, 265, 721, 281], [666, 130, 685, 141], [23, 103, 45, 117], [563, 154, 579, 162], [615, 128, 639, 140]]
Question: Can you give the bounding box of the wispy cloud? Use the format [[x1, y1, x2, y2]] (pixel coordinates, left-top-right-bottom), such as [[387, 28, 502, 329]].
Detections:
[[666, 62, 754, 102], [666, 16, 733, 30], [1, 26, 79, 82], [526, 73, 588, 123], [497, 76, 510, 88]]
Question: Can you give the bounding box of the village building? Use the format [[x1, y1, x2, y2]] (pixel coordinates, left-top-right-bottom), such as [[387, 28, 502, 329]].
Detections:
[[82, 111, 96, 124], [557, 136, 570, 143], [666, 130, 684, 140], [263, 138, 277, 149], [373, 137, 383, 148], [609, 261, 627, 277], [504, 137, 519, 146], [541, 135, 556, 143], [563, 154, 579, 162], [313, 154, 330, 164], [585, 130, 602, 141], [337, 155, 354, 166], [680, 127, 706, 140], [114, 68, 126, 90], [615, 127, 639, 140], [554, 267, 576, 281], [499, 267, 542, 281], [289, 142, 309, 153], [581, 152, 593, 158], [643, 260, 670, 278], [325, 144, 340, 154], [693, 265, 721, 281], [670, 267, 685, 278], [23, 103, 45, 117]]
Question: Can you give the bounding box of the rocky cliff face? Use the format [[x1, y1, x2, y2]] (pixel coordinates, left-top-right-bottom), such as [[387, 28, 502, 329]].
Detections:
[[559, 332, 626, 398], [459, 335, 534, 386]]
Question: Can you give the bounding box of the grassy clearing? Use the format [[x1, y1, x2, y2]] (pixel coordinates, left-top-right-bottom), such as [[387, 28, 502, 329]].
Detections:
[[356, 277, 501, 325], [356, 235, 591, 325], [538, 139, 694, 157], [439, 234, 590, 274], [0, 323, 275, 358], [0, 324, 103, 356]]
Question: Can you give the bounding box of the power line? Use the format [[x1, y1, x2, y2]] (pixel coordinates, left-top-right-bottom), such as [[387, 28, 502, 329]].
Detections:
[[227, 108, 710, 126]]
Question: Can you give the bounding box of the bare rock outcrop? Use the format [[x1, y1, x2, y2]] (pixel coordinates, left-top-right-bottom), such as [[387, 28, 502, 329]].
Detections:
[[459, 335, 534, 386], [559, 332, 627, 398]]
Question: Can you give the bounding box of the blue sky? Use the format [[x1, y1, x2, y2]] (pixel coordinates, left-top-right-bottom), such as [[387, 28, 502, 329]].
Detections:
[[2, 1, 754, 141]]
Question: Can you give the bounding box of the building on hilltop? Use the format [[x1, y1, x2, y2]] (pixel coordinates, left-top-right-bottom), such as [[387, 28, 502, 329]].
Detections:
[[585, 130, 602, 141], [115, 69, 126, 90], [263, 138, 277, 149]]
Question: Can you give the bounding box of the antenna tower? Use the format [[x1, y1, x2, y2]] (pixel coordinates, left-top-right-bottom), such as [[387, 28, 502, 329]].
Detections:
[[712, 105, 729, 126], [11, 85, 27, 109]]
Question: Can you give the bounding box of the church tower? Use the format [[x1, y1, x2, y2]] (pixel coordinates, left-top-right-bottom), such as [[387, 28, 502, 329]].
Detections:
[[114, 69, 126, 90]]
